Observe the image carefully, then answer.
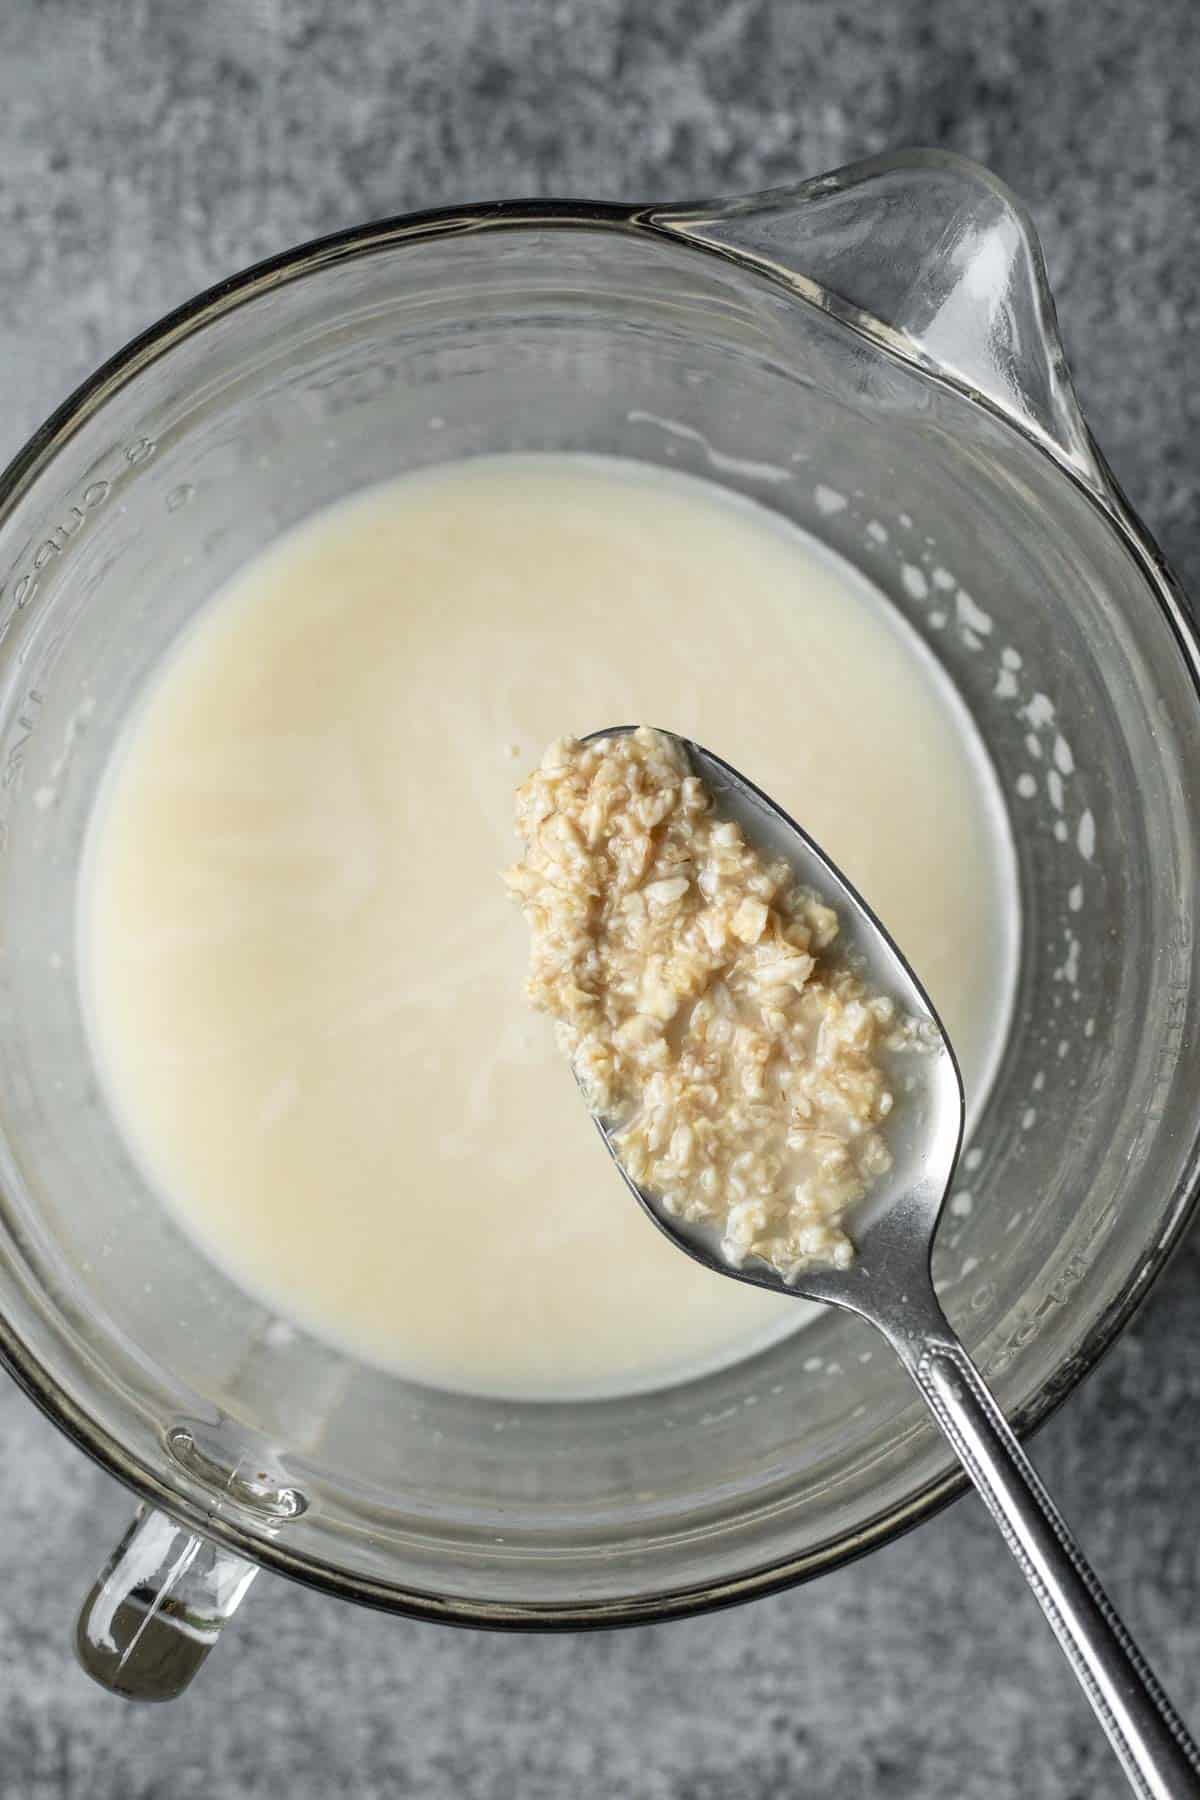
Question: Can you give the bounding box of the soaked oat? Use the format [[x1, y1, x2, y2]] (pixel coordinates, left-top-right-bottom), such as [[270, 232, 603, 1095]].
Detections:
[[505, 728, 903, 1278]]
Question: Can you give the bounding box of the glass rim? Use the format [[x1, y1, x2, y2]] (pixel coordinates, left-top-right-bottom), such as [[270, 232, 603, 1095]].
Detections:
[[2, 182, 1199, 1629]]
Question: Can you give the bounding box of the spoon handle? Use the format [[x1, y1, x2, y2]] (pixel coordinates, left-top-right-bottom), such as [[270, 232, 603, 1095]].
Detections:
[[889, 1306, 1200, 1800]]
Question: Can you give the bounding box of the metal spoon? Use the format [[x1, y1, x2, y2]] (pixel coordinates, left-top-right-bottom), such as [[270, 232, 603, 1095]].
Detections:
[[581, 727, 1200, 1800]]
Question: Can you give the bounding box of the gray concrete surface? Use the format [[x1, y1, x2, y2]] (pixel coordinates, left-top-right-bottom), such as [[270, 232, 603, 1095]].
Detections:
[[1, 2, 1198, 1795]]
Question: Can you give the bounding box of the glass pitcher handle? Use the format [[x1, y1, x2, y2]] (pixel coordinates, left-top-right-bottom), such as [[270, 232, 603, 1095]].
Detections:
[[651, 149, 1104, 489], [76, 1506, 258, 1701]]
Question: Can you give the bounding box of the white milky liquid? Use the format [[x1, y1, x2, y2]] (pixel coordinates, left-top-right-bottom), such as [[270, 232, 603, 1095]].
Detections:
[[81, 456, 1018, 1399]]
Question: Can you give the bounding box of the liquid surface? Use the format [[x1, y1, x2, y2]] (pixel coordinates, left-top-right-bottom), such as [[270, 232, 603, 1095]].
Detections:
[[82, 456, 1018, 1399]]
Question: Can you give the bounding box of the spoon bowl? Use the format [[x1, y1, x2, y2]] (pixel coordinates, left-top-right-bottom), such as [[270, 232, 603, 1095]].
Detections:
[[578, 726, 1200, 1800], [581, 725, 965, 1318]]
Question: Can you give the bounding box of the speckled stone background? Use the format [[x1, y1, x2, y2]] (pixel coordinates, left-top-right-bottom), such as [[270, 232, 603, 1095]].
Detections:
[[1, 2, 1198, 1795]]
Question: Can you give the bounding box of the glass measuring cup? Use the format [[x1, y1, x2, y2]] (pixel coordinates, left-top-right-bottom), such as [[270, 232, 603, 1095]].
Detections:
[[0, 151, 1196, 1699]]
